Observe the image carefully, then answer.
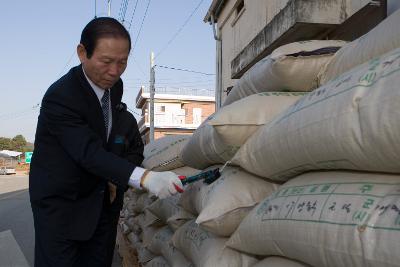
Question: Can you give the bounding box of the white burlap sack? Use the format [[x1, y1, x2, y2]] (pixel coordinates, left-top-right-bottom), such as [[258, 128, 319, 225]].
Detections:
[[126, 216, 141, 234], [142, 225, 162, 247], [196, 166, 279, 236], [134, 193, 157, 213], [146, 225, 193, 266], [166, 209, 195, 232], [162, 241, 193, 267], [232, 48, 400, 181], [252, 257, 310, 267], [137, 244, 157, 264], [148, 226, 173, 255], [319, 9, 400, 85], [144, 209, 162, 227], [223, 40, 346, 106], [209, 92, 306, 147], [171, 166, 201, 177], [143, 135, 190, 171], [134, 213, 145, 230], [172, 220, 257, 267], [178, 180, 207, 215], [125, 199, 137, 214], [127, 232, 141, 250], [125, 188, 143, 201], [120, 221, 130, 235], [181, 117, 237, 169], [227, 171, 400, 267], [144, 256, 170, 267], [178, 166, 221, 215], [146, 195, 191, 225]]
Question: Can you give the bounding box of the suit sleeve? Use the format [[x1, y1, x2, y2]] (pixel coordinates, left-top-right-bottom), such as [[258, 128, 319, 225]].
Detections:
[[41, 91, 136, 187]]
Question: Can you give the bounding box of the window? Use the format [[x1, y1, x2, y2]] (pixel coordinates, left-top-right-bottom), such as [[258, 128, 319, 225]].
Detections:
[[236, 0, 244, 15], [231, 0, 245, 27], [156, 105, 166, 113]]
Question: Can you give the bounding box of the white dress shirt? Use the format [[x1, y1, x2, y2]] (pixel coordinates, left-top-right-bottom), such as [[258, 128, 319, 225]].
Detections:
[[82, 69, 145, 189]]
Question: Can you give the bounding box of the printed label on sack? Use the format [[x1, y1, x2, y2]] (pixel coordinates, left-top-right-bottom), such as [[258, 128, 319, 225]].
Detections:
[[257, 181, 400, 231], [183, 221, 211, 249]]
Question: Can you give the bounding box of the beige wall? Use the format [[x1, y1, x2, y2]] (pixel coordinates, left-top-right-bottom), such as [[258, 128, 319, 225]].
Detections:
[[216, 0, 371, 104], [139, 99, 215, 144]]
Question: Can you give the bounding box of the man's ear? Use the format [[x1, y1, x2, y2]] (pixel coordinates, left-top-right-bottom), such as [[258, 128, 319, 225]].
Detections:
[[77, 44, 87, 63]]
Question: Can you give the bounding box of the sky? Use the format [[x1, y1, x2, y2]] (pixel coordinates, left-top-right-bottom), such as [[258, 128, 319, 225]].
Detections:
[[0, 0, 216, 142]]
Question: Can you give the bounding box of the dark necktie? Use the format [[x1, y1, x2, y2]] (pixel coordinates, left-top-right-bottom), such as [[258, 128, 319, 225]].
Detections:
[[101, 89, 110, 137]]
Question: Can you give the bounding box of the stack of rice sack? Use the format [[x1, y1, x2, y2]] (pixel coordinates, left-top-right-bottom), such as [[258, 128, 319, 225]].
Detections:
[[174, 35, 349, 267], [172, 165, 280, 267], [121, 136, 282, 266], [181, 40, 346, 170], [225, 10, 400, 267], [119, 135, 201, 266]]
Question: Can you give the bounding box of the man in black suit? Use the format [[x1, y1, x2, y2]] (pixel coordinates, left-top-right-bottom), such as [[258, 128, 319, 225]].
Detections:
[[29, 17, 183, 267]]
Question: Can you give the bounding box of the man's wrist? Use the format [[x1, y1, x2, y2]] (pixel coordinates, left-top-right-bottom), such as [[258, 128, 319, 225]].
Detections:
[[128, 166, 146, 189], [140, 169, 151, 188]]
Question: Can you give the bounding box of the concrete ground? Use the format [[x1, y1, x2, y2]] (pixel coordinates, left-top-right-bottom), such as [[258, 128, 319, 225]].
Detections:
[[0, 175, 122, 267]]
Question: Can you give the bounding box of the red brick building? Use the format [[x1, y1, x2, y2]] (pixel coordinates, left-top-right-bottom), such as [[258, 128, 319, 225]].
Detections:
[[135, 86, 215, 144]]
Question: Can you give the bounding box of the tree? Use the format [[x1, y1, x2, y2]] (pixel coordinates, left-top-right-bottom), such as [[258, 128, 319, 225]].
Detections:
[[0, 137, 12, 150], [12, 135, 27, 151]]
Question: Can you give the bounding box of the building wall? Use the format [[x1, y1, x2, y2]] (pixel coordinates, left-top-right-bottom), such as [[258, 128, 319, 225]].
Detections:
[[181, 101, 215, 124], [138, 99, 215, 144], [388, 0, 400, 15], [217, 0, 371, 105]]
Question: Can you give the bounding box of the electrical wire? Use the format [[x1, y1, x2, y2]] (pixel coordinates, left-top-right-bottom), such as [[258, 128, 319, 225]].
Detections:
[[132, 0, 151, 53], [155, 65, 215, 76], [155, 0, 205, 59], [128, 0, 139, 30], [94, 0, 97, 18], [121, 0, 131, 23], [0, 104, 40, 121], [57, 49, 77, 78]]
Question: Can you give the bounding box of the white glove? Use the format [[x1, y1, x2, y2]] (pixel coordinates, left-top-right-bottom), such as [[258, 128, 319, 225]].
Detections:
[[141, 171, 184, 199]]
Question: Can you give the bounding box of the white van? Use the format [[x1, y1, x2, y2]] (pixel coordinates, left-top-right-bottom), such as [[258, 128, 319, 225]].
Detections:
[[0, 167, 16, 175]]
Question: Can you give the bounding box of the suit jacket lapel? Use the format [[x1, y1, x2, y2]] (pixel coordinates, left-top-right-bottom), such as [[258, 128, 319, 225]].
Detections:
[[75, 65, 108, 143]]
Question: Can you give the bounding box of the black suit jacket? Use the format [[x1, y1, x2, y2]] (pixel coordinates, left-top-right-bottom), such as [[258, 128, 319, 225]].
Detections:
[[29, 65, 139, 240], [108, 103, 144, 212]]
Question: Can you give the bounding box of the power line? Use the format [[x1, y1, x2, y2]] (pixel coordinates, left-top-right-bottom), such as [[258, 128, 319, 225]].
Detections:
[[58, 49, 76, 78], [118, 0, 126, 21], [94, 0, 97, 18], [155, 65, 215, 76], [155, 0, 205, 59], [120, 0, 131, 23], [128, 56, 147, 77], [0, 104, 40, 121], [132, 0, 151, 53], [128, 0, 139, 30]]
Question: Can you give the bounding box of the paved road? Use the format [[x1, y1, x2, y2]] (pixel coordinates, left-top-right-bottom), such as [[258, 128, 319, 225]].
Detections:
[[0, 175, 122, 267], [0, 175, 32, 266]]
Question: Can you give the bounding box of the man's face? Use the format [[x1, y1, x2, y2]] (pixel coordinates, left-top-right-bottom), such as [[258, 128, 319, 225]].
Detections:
[[78, 37, 130, 90]]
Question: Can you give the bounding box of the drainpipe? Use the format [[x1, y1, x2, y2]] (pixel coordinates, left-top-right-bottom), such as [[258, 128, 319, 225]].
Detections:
[[210, 13, 222, 110]]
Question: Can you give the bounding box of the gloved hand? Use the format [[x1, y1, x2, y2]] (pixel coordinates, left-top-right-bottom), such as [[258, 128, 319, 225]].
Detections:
[[141, 171, 184, 199]]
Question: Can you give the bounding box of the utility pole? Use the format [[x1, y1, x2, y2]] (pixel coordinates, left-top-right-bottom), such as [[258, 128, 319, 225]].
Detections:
[[149, 52, 155, 142], [107, 0, 111, 17]]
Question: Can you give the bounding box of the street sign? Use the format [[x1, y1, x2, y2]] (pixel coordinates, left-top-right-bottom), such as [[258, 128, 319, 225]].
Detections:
[[25, 152, 33, 164]]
